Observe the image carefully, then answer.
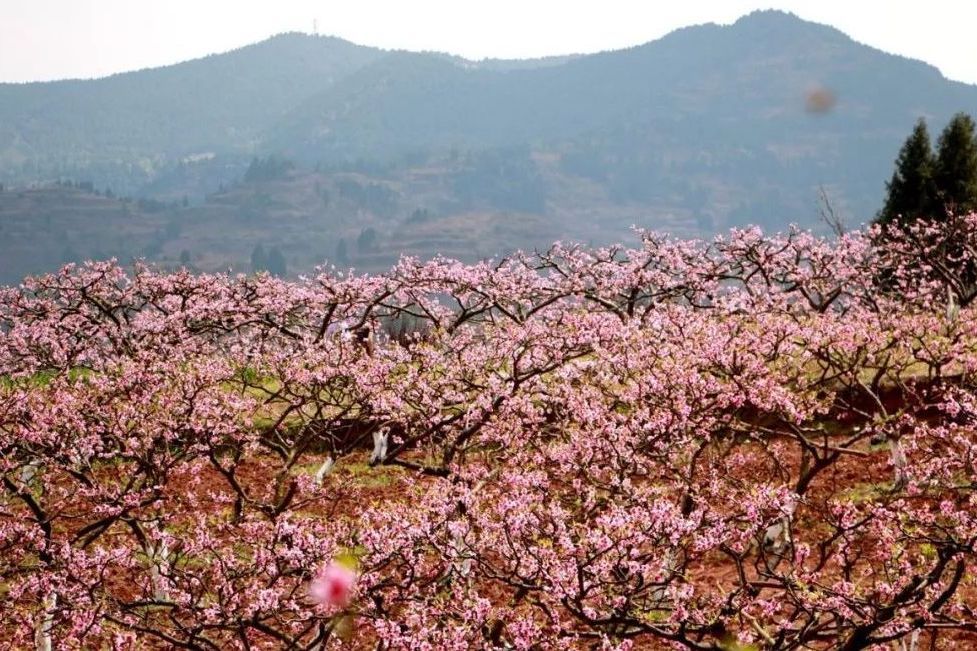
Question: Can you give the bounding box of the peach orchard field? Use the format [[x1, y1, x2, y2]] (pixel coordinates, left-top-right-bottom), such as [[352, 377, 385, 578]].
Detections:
[[2, 217, 977, 649]]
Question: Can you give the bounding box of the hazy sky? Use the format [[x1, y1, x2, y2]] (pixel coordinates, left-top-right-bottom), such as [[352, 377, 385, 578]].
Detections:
[[3, 1, 977, 85]]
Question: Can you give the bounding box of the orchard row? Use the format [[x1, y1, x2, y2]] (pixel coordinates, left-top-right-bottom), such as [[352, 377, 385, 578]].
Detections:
[[1, 218, 976, 649]]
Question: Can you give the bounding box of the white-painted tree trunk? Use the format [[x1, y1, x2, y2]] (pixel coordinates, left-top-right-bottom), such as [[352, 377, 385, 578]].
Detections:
[[762, 501, 797, 571], [891, 437, 908, 489], [34, 590, 56, 651], [20, 461, 40, 486], [946, 286, 959, 322], [650, 550, 677, 606], [148, 539, 170, 601], [313, 455, 335, 485], [893, 629, 920, 651], [369, 430, 388, 464], [451, 530, 472, 578]]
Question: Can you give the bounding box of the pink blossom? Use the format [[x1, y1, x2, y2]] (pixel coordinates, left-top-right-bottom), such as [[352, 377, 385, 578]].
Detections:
[[3, 219, 977, 647]]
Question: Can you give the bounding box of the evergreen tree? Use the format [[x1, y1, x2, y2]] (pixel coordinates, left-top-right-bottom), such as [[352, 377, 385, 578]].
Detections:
[[251, 244, 267, 273], [357, 227, 379, 253], [335, 238, 349, 265], [878, 119, 937, 226], [244, 156, 295, 183], [266, 246, 287, 277], [934, 112, 977, 215]]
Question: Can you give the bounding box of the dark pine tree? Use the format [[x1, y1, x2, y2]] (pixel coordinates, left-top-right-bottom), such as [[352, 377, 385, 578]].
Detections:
[[335, 238, 349, 266], [251, 244, 267, 273], [878, 119, 938, 226], [934, 112, 977, 216], [266, 246, 287, 277], [357, 227, 379, 253]]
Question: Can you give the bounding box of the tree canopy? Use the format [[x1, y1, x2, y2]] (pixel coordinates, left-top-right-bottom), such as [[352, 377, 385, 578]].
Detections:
[[879, 113, 977, 225], [935, 112, 977, 215], [877, 119, 937, 225], [3, 222, 977, 648]]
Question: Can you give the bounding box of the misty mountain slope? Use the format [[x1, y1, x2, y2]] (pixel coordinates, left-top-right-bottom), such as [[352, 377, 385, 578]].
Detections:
[[271, 10, 975, 166], [0, 33, 382, 189], [4, 10, 975, 199], [266, 25, 731, 159], [2, 10, 977, 285], [260, 10, 976, 224]]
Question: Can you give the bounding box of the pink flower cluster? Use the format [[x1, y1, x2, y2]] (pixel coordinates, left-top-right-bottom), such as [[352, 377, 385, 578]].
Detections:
[[1, 218, 976, 648]]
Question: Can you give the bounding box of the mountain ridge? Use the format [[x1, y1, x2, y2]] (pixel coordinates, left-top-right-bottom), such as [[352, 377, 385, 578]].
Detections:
[[1, 10, 976, 284]]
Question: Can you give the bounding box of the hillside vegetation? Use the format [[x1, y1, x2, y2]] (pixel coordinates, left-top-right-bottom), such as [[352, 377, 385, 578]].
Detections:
[[2, 11, 977, 283]]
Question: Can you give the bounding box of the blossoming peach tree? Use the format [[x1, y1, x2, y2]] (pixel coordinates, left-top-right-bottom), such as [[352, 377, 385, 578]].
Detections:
[[1, 218, 976, 649]]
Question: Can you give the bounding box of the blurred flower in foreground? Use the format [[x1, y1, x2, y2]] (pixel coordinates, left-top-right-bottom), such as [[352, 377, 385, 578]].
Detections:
[[310, 561, 357, 608]]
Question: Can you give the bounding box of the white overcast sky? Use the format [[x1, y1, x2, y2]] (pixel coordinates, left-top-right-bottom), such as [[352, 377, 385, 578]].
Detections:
[[2, 1, 977, 85]]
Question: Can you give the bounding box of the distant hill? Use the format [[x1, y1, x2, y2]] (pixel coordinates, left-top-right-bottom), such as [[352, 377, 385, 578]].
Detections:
[[0, 34, 382, 193], [1, 10, 976, 283], [0, 168, 558, 285]]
